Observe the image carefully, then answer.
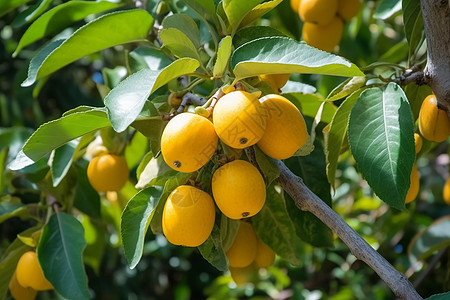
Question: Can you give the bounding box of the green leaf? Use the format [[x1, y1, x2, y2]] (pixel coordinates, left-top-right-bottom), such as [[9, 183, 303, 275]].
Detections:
[[326, 76, 366, 101], [128, 47, 172, 73], [0, 0, 33, 17], [0, 227, 36, 300], [51, 140, 77, 187], [8, 108, 110, 170], [404, 82, 432, 121], [408, 216, 450, 262], [292, 134, 314, 157], [0, 127, 33, 163], [326, 89, 365, 188], [160, 28, 201, 61], [150, 172, 192, 234], [105, 58, 200, 132], [379, 41, 409, 63], [74, 160, 101, 218], [0, 197, 29, 224], [198, 224, 228, 271], [282, 93, 337, 124], [373, 0, 401, 19], [22, 10, 154, 86], [239, 0, 283, 29], [231, 37, 364, 81], [253, 146, 280, 186], [233, 26, 287, 49], [11, 0, 52, 28], [402, 0, 423, 58], [220, 215, 240, 252], [223, 0, 263, 34], [162, 13, 200, 49], [348, 83, 415, 210], [213, 36, 232, 78], [38, 212, 89, 300], [252, 184, 302, 265], [183, 0, 217, 19], [14, 0, 122, 56], [135, 155, 176, 189], [285, 140, 334, 247], [121, 186, 163, 268], [426, 292, 450, 300]]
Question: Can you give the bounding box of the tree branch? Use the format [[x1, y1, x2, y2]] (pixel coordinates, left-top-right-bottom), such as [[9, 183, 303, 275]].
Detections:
[[274, 160, 423, 300], [420, 0, 450, 114]]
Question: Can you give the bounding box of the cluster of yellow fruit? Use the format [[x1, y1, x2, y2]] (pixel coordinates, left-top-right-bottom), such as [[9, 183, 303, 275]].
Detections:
[[226, 222, 276, 285], [87, 152, 129, 193], [9, 251, 53, 300], [406, 94, 450, 205], [160, 89, 308, 250], [291, 0, 361, 52]]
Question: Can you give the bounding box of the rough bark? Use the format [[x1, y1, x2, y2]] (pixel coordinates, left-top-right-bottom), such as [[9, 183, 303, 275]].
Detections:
[[274, 160, 423, 300], [420, 0, 450, 116]]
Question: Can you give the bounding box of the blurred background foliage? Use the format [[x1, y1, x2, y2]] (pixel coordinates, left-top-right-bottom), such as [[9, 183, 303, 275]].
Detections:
[[1, 0, 449, 299]]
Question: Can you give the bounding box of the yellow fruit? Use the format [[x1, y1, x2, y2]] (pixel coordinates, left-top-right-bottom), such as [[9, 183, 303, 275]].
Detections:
[[257, 94, 307, 159], [9, 271, 37, 300], [337, 0, 361, 20], [162, 185, 215, 247], [212, 160, 266, 219], [16, 251, 53, 291], [302, 16, 343, 52], [161, 113, 218, 173], [254, 238, 275, 268], [414, 133, 423, 154], [168, 92, 182, 108], [299, 0, 338, 26], [418, 95, 450, 142], [405, 164, 419, 204], [229, 265, 256, 286], [226, 222, 257, 268], [258, 74, 290, 93], [290, 0, 301, 13], [87, 154, 129, 192], [443, 178, 450, 205], [213, 91, 267, 149]]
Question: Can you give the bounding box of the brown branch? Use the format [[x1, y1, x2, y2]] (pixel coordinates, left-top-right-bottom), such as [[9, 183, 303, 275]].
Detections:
[[420, 0, 450, 113], [394, 69, 428, 87], [274, 160, 423, 300]]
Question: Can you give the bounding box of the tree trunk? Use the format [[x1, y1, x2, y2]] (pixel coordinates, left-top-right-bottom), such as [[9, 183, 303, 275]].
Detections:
[[420, 0, 450, 116]]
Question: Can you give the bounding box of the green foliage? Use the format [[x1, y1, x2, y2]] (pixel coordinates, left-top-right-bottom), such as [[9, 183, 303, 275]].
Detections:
[[348, 83, 415, 210], [38, 213, 89, 299], [121, 186, 163, 268]]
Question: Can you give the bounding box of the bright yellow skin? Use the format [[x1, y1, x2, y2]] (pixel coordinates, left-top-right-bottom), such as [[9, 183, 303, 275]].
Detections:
[[419, 95, 450, 142], [257, 94, 307, 159], [299, 0, 338, 26], [337, 0, 361, 20], [443, 179, 450, 205], [414, 133, 423, 154], [87, 154, 129, 192], [9, 271, 37, 300], [16, 251, 53, 291], [290, 0, 301, 13], [161, 113, 218, 173], [259, 74, 290, 93], [212, 160, 266, 219], [162, 185, 215, 247], [213, 91, 267, 149], [229, 265, 256, 286], [405, 164, 419, 204], [254, 238, 275, 268], [303, 16, 343, 52], [226, 222, 257, 268]]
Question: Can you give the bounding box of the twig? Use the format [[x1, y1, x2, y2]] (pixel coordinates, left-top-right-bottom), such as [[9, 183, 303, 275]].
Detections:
[[244, 149, 423, 299], [47, 194, 61, 213], [413, 247, 448, 288], [206, 88, 225, 115], [273, 159, 423, 300], [394, 68, 428, 87]]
